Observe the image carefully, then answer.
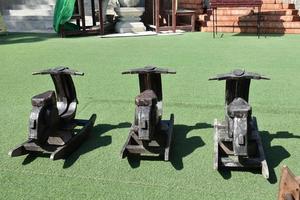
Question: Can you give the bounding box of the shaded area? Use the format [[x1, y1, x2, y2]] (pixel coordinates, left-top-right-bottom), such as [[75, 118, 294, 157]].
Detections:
[[0, 33, 57, 45], [233, 33, 283, 37], [218, 131, 300, 184], [22, 152, 49, 165], [21, 122, 131, 166], [261, 131, 300, 184], [218, 167, 270, 182], [170, 123, 211, 170], [128, 155, 163, 168], [63, 122, 131, 168], [234, 11, 286, 37], [128, 122, 211, 169], [218, 167, 262, 179]]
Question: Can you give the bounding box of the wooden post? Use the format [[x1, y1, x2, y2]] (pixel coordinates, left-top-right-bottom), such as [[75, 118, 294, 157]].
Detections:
[[191, 13, 195, 32], [75, 1, 80, 26], [155, 0, 160, 33], [172, 0, 176, 32], [79, 0, 86, 31], [152, 0, 155, 29], [98, 0, 104, 35], [91, 0, 96, 26]]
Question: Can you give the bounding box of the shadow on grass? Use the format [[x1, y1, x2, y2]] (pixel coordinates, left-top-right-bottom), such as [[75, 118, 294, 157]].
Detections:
[[232, 33, 283, 37], [20, 122, 130, 166], [127, 155, 163, 168], [218, 131, 300, 184], [127, 122, 212, 169], [261, 131, 300, 184], [170, 123, 211, 170], [0, 33, 57, 45], [22, 152, 49, 165], [63, 122, 131, 168]]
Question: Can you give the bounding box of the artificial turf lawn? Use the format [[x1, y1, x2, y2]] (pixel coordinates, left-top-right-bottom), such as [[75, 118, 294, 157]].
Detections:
[[0, 32, 300, 199]]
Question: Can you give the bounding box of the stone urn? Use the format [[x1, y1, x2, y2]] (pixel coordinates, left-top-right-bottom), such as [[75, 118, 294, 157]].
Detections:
[[115, 0, 146, 33], [118, 0, 140, 7]]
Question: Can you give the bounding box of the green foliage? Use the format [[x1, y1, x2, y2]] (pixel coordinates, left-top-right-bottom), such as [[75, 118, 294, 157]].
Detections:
[[0, 12, 7, 33]]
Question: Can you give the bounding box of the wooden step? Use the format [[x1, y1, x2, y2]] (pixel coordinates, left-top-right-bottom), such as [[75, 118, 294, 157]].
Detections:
[[206, 21, 300, 28], [207, 15, 300, 22], [202, 26, 300, 33]]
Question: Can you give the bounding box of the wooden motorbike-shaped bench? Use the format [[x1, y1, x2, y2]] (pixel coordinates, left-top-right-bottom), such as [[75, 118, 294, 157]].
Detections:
[[210, 69, 269, 178], [9, 67, 96, 160], [120, 66, 175, 161]]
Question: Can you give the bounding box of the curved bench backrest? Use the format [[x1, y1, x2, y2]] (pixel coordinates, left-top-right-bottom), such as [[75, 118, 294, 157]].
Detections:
[[209, 69, 269, 105], [33, 67, 84, 121]]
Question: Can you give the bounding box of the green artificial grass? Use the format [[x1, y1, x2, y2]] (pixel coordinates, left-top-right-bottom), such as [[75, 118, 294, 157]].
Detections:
[[1, 32, 300, 199]]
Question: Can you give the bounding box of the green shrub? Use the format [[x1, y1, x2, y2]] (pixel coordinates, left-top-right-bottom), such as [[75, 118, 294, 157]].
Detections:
[[0, 12, 7, 33]]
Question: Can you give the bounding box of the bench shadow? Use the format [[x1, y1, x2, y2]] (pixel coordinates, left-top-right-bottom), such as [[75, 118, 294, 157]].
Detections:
[[170, 123, 211, 170], [218, 131, 300, 184], [63, 122, 131, 168], [127, 155, 163, 168], [218, 167, 261, 180], [127, 122, 211, 169], [261, 131, 300, 184], [22, 152, 49, 165]]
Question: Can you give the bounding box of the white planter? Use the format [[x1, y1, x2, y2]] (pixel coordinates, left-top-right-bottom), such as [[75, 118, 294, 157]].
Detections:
[[115, 7, 144, 17], [118, 0, 140, 7]]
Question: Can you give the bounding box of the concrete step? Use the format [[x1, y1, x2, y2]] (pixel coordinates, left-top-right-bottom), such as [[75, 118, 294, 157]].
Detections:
[[3, 15, 53, 21], [202, 26, 300, 33], [206, 21, 300, 28], [2, 15, 95, 33], [11, 4, 55, 10], [1, 0, 57, 33], [3, 16, 54, 33], [4, 21, 54, 33], [10, 0, 56, 6], [5, 9, 54, 16], [207, 15, 300, 21]]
